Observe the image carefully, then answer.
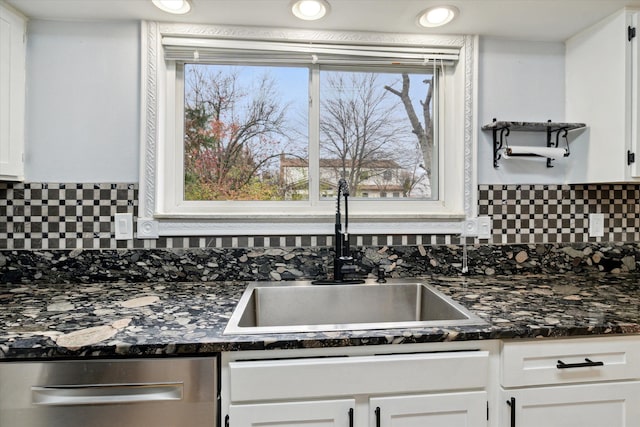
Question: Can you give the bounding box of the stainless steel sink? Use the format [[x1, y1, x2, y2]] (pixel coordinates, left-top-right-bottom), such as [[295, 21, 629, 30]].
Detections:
[[224, 280, 486, 334]]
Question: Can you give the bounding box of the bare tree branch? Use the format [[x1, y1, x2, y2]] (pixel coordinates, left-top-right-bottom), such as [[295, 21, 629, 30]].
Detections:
[[384, 73, 433, 181]]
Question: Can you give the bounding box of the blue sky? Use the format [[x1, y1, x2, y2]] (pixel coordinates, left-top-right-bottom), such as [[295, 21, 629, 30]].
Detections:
[[184, 63, 435, 197]]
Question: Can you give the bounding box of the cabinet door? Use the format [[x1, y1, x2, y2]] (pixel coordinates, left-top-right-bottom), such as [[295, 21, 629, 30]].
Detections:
[[565, 9, 638, 182], [632, 11, 640, 178], [371, 391, 487, 427], [501, 382, 640, 427], [0, 3, 25, 181], [229, 399, 355, 427]]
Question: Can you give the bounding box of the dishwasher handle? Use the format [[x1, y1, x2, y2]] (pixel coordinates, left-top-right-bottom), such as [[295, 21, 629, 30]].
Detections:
[[32, 383, 183, 406]]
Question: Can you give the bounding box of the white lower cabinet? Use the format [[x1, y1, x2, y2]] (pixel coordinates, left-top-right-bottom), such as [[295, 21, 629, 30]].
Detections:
[[229, 399, 355, 427], [223, 336, 640, 427], [371, 391, 487, 427], [501, 382, 640, 427], [228, 392, 488, 427], [223, 346, 493, 427], [500, 336, 640, 427]]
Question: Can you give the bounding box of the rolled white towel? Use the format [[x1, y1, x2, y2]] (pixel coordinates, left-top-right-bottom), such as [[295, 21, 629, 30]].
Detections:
[[504, 146, 568, 159]]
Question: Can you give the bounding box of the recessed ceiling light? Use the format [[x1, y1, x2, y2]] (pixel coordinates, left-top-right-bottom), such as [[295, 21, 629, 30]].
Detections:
[[417, 5, 458, 28], [152, 0, 192, 15], [291, 0, 330, 21]]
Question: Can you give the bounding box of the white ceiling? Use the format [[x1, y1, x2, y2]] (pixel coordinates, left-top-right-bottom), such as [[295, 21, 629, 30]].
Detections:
[[6, 0, 640, 42]]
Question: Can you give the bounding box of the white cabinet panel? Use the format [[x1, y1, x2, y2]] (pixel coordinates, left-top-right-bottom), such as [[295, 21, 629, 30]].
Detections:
[[230, 351, 489, 402], [371, 392, 487, 427], [565, 9, 640, 181], [501, 382, 640, 427], [229, 399, 355, 427], [0, 3, 25, 181], [501, 336, 640, 427], [633, 12, 640, 178], [223, 346, 494, 427]]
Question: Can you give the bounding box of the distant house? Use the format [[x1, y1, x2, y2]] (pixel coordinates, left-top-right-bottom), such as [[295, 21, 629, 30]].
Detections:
[[279, 154, 407, 200]]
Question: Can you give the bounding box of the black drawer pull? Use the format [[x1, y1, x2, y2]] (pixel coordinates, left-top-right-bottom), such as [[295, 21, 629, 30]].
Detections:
[[375, 406, 381, 427], [506, 397, 516, 427], [348, 408, 354, 427], [556, 358, 604, 369]]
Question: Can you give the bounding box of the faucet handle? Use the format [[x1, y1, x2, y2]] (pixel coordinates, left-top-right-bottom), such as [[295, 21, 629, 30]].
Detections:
[[340, 263, 358, 275]]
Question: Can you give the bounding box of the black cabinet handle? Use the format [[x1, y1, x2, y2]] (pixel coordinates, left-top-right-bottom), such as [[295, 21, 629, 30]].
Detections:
[[557, 358, 604, 369], [375, 406, 381, 427], [348, 408, 354, 427], [506, 397, 516, 427]]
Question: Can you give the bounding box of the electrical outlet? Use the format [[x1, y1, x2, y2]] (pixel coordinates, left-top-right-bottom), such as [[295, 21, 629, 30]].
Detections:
[[588, 213, 604, 238], [114, 213, 133, 240], [461, 217, 492, 238], [477, 216, 492, 239]]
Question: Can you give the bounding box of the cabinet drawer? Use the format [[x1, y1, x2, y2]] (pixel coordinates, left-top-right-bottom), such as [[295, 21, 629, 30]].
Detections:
[[230, 351, 488, 402], [501, 336, 640, 388]]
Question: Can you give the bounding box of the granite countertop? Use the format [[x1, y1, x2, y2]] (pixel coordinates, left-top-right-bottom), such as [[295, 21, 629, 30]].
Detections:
[[1, 273, 639, 360]]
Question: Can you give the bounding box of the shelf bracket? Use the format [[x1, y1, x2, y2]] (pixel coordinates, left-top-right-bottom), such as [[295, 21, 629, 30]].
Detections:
[[546, 124, 570, 168], [491, 120, 510, 168]]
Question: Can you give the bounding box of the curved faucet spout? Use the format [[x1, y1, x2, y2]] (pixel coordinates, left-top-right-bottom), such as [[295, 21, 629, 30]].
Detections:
[[338, 178, 350, 197], [325, 178, 363, 284], [313, 178, 364, 284]]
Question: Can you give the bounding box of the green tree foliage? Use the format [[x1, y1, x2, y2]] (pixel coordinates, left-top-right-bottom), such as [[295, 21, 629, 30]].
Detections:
[[184, 66, 290, 201]]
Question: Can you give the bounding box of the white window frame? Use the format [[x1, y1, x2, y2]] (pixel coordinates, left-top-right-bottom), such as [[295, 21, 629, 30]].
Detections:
[[137, 22, 478, 238]]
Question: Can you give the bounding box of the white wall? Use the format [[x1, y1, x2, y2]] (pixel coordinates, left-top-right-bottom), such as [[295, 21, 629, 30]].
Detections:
[[21, 22, 568, 185], [477, 37, 567, 184], [24, 20, 140, 182]]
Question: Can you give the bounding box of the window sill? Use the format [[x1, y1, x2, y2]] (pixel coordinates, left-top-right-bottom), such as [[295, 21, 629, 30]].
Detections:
[[138, 215, 467, 238], [152, 212, 466, 220]]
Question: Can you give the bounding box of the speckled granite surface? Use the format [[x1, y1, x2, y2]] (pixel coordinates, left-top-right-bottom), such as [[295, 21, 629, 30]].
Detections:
[[1, 243, 638, 285], [1, 273, 639, 360]]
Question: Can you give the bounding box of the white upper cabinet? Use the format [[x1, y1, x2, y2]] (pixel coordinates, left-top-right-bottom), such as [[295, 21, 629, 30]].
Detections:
[[565, 8, 640, 182], [0, 2, 26, 181]]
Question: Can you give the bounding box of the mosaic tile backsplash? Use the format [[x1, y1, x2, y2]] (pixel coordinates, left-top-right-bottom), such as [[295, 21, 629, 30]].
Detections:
[[0, 182, 638, 250], [479, 184, 640, 244]]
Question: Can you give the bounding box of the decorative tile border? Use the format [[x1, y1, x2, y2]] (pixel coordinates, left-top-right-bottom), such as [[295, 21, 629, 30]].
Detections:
[[0, 182, 638, 250]]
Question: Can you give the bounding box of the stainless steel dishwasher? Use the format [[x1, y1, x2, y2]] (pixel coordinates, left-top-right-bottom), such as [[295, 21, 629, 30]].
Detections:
[[0, 357, 219, 427]]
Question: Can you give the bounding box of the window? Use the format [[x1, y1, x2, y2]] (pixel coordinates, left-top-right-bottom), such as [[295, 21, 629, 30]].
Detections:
[[138, 23, 477, 237], [183, 63, 309, 202], [182, 64, 436, 203]]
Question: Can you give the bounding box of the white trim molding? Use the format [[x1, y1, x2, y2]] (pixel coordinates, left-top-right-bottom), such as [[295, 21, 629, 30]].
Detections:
[[139, 21, 159, 221], [137, 22, 477, 238]]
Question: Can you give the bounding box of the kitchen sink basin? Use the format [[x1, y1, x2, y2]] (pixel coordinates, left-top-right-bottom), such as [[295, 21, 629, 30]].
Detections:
[[223, 280, 486, 334]]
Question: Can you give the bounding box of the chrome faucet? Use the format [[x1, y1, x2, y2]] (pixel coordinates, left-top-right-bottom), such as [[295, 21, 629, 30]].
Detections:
[[313, 178, 364, 284]]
